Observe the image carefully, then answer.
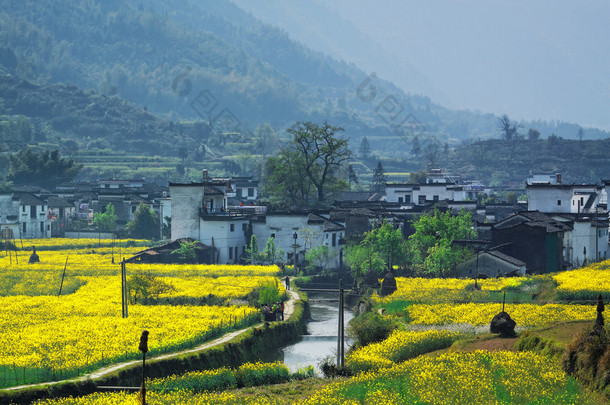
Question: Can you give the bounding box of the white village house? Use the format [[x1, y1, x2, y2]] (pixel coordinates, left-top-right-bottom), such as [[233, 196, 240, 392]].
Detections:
[[251, 211, 345, 269], [0, 193, 50, 239], [169, 179, 252, 264], [169, 171, 345, 267]]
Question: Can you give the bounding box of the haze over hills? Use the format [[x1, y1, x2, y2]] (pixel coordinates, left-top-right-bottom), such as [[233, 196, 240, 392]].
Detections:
[[235, 0, 610, 133], [0, 0, 609, 185]]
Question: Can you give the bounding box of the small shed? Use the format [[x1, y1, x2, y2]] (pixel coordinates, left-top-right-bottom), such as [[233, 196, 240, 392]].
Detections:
[[455, 250, 526, 278], [125, 238, 214, 264]]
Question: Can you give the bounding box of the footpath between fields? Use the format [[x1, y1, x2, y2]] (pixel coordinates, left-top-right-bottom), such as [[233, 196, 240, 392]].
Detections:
[[0, 285, 304, 405]]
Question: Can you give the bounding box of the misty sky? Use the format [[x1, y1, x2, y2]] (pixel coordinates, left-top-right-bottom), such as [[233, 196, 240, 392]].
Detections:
[[236, 0, 610, 131]]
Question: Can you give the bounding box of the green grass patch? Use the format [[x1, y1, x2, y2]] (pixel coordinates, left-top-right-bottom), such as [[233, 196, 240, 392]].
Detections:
[[307, 351, 595, 404], [382, 299, 412, 315]]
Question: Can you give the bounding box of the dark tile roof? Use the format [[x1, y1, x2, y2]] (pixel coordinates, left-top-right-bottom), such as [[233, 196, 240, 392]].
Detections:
[[494, 210, 572, 233], [339, 191, 385, 202], [204, 185, 224, 196], [13, 185, 50, 194], [47, 196, 73, 208], [308, 213, 345, 232], [16, 193, 45, 206], [487, 250, 526, 267]]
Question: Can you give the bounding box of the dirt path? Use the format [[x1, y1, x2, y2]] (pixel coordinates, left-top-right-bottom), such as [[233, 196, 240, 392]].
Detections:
[[3, 284, 301, 391]]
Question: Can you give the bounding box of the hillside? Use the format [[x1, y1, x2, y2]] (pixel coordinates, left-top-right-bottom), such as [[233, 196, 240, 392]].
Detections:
[[1, 0, 610, 186], [445, 137, 610, 185], [1, 0, 607, 158]]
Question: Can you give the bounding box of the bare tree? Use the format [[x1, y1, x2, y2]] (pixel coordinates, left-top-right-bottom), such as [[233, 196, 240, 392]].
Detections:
[[498, 114, 521, 141]]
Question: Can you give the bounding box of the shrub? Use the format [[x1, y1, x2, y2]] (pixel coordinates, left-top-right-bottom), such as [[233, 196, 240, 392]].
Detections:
[[347, 312, 395, 349], [319, 355, 352, 378], [235, 362, 290, 387], [291, 365, 315, 380], [127, 271, 176, 304], [250, 279, 284, 306], [148, 368, 237, 393]]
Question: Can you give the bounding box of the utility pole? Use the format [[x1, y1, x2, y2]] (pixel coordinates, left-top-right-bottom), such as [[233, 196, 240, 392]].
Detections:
[[337, 279, 344, 368], [121, 258, 128, 318], [595, 206, 599, 262], [293, 232, 298, 269], [58, 256, 69, 296], [211, 237, 216, 264], [474, 251, 479, 290]]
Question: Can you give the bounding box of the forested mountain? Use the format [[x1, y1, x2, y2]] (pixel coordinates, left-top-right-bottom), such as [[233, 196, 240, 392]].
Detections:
[[0, 0, 608, 185]]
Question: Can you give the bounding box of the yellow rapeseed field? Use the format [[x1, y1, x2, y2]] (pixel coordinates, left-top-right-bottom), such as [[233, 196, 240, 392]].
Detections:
[[553, 260, 610, 295], [406, 302, 595, 327], [304, 351, 591, 404], [0, 276, 261, 372], [0, 239, 283, 383], [18, 238, 148, 250], [346, 329, 460, 373], [375, 276, 527, 304]]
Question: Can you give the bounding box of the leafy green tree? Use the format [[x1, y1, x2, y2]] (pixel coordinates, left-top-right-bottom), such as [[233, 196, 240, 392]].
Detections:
[[407, 170, 427, 185], [305, 245, 338, 272], [245, 234, 262, 264], [262, 237, 285, 265], [93, 203, 117, 233], [126, 203, 159, 240], [127, 271, 176, 304], [345, 221, 407, 279], [407, 209, 476, 277], [0, 180, 13, 193], [373, 221, 408, 271], [262, 153, 314, 208], [348, 164, 359, 189], [171, 240, 198, 263], [266, 121, 350, 206], [358, 136, 371, 160], [345, 238, 385, 280], [505, 192, 518, 204], [7, 148, 82, 187], [254, 123, 280, 158], [371, 160, 387, 192]]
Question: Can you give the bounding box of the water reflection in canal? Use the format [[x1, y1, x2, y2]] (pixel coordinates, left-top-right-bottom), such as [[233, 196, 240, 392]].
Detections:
[[266, 292, 354, 373]]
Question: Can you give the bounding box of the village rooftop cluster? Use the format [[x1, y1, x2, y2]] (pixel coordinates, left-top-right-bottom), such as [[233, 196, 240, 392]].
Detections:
[[1, 168, 608, 278]]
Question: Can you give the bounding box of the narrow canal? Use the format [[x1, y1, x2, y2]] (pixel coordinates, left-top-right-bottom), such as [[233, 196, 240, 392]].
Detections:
[[267, 292, 354, 373]]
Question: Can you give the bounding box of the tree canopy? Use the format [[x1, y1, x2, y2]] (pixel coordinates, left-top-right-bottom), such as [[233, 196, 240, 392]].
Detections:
[[93, 203, 117, 233], [406, 209, 476, 276], [345, 221, 407, 280], [7, 148, 82, 187], [126, 203, 159, 240], [263, 121, 350, 207], [372, 160, 387, 192]]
